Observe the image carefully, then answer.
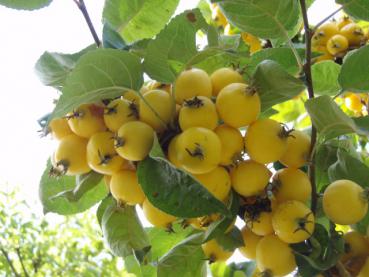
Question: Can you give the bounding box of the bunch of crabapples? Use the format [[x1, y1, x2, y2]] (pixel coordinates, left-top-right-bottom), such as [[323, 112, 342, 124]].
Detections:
[[342, 92, 368, 115], [312, 15, 368, 62]]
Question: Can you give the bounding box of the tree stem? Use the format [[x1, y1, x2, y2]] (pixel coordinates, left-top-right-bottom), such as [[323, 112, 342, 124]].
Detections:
[[299, 0, 318, 214], [0, 247, 20, 277], [73, 0, 101, 47], [16, 247, 30, 277]]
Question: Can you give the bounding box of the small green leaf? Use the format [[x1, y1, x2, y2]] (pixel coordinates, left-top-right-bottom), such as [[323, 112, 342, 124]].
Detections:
[[103, 0, 180, 43], [149, 133, 165, 159], [101, 199, 150, 259], [353, 116, 369, 133], [51, 49, 143, 120], [137, 157, 230, 218], [305, 95, 367, 140], [0, 0, 51, 10], [215, 227, 244, 252], [97, 196, 115, 228], [157, 233, 207, 277], [252, 60, 305, 111], [312, 61, 341, 96], [336, 0, 369, 21], [339, 45, 369, 92], [102, 23, 128, 49]]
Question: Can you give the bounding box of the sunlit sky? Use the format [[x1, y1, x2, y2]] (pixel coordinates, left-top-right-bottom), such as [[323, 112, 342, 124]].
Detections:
[[0, 0, 338, 267]]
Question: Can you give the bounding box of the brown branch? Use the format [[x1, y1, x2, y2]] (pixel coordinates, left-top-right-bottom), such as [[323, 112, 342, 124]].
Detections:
[[299, 0, 318, 214], [0, 247, 20, 277], [73, 0, 101, 47], [336, 261, 352, 277]]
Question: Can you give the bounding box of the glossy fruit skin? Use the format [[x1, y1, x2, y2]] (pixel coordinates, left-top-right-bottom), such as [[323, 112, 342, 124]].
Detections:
[[139, 89, 173, 132], [179, 96, 218, 131], [86, 131, 126, 175], [54, 134, 90, 175], [202, 239, 233, 263], [323, 179, 368, 225], [48, 118, 73, 140], [340, 23, 366, 46], [358, 257, 369, 277], [174, 68, 212, 104], [256, 235, 296, 277], [194, 166, 231, 202], [279, 130, 311, 168], [115, 121, 154, 161], [273, 168, 311, 203], [231, 160, 271, 197], [142, 199, 176, 228], [241, 33, 262, 53], [110, 170, 145, 205], [210, 68, 244, 96], [103, 98, 138, 132], [239, 226, 262, 260], [245, 119, 288, 164], [341, 231, 369, 261], [313, 45, 334, 62], [327, 34, 349, 55], [272, 200, 315, 244], [123, 89, 140, 103], [176, 127, 221, 174], [337, 16, 353, 30], [66, 104, 106, 138], [216, 83, 260, 128], [167, 135, 181, 168], [245, 211, 274, 236], [312, 22, 339, 46], [215, 124, 244, 166], [345, 93, 363, 113], [146, 81, 171, 94]]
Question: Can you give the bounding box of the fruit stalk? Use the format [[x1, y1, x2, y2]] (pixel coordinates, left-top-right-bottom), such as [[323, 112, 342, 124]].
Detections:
[[73, 0, 101, 47], [299, 0, 318, 214]]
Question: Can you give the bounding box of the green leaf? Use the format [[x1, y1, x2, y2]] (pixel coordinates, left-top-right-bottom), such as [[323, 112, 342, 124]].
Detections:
[[34, 45, 96, 90], [216, 0, 301, 40], [305, 95, 367, 140], [102, 23, 128, 49], [51, 49, 143, 120], [137, 157, 229, 218], [39, 160, 108, 215], [149, 133, 165, 159], [252, 60, 305, 111], [143, 9, 209, 83], [312, 61, 341, 96], [315, 143, 340, 192], [215, 227, 244, 252], [101, 199, 150, 259], [103, 0, 179, 43], [339, 45, 369, 92], [336, 0, 369, 21], [354, 116, 369, 133], [211, 261, 256, 277], [97, 196, 115, 228], [0, 0, 51, 10], [354, 212, 369, 235], [157, 233, 207, 277]]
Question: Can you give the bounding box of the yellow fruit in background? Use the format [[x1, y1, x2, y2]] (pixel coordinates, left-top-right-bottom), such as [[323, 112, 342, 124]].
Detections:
[[146, 80, 171, 94], [245, 118, 289, 164], [337, 15, 353, 30], [216, 83, 260, 128], [114, 121, 154, 161], [245, 211, 274, 236], [66, 104, 106, 138], [214, 124, 244, 166], [341, 231, 369, 261], [139, 89, 173, 132], [142, 199, 176, 228], [340, 23, 366, 46], [210, 67, 244, 96], [279, 130, 311, 168], [211, 4, 228, 28], [273, 168, 311, 203], [231, 160, 271, 197], [103, 98, 138, 132], [176, 127, 221, 174], [241, 32, 262, 53], [345, 93, 363, 113], [312, 22, 339, 46], [202, 239, 233, 263], [313, 45, 334, 62], [87, 131, 127, 175], [239, 226, 262, 259], [323, 179, 368, 225], [194, 166, 231, 201], [123, 89, 140, 103], [174, 68, 212, 104], [272, 200, 315, 244], [110, 170, 145, 205], [256, 235, 296, 277], [179, 96, 218, 131], [326, 34, 349, 56], [167, 135, 181, 168], [48, 118, 73, 140]]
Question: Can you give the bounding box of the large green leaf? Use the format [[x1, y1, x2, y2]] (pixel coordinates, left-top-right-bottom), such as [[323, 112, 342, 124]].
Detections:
[[354, 116, 369, 133], [336, 0, 369, 21], [0, 0, 51, 10], [39, 160, 108, 215], [137, 157, 229, 218], [157, 233, 207, 277], [143, 9, 209, 82], [215, 227, 244, 252], [251, 60, 305, 111], [101, 199, 150, 259], [312, 61, 341, 96], [97, 196, 115, 228], [103, 0, 179, 43], [35, 45, 96, 90], [51, 49, 143, 120], [305, 95, 367, 140], [215, 0, 301, 40], [339, 45, 369, 92]]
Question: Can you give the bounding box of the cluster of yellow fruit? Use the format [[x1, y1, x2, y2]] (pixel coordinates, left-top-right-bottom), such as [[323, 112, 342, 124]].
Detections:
[[343, 92, 368, 115], [313, 16, 368, 62]]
